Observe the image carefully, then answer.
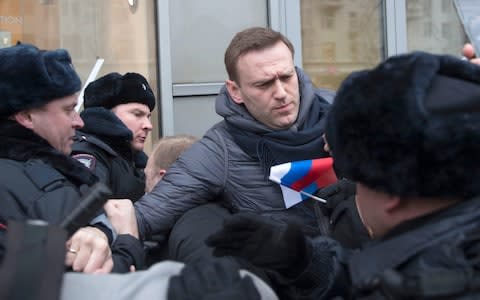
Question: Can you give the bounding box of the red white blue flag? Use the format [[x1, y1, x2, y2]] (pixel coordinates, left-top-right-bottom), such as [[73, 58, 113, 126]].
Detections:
[[269, 157, 337, 208]]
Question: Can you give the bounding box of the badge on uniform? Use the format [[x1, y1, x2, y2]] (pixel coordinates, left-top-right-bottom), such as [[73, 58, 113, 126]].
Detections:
[[72, 154, 97, 171]]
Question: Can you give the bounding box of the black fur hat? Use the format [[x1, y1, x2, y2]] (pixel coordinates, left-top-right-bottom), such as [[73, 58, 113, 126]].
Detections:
[[84, 72, 155, 111], [0, 43, 81, 117], [326, 51, 480, 199]]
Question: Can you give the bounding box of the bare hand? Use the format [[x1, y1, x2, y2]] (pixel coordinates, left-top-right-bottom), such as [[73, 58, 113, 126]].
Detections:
[[462, 43, 480, 65], [322, 134, 332, 155], [104, 199, 139, 238], [65, 226, 113, 273]]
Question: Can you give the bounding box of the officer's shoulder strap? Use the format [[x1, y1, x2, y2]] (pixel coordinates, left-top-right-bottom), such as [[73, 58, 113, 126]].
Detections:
[[23, 160, 66, 192]]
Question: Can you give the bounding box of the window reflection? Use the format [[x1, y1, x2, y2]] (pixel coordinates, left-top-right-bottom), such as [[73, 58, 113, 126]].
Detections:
[[169, 0, 268, 84], [0, 0, 159, 151], [406, 0, 466, 55], [300, 0, 384, 91]]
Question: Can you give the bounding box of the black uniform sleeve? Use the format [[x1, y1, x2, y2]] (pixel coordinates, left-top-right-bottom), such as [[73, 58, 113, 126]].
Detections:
[[291, 236, 352, 300], [111, 234, 145, 273]]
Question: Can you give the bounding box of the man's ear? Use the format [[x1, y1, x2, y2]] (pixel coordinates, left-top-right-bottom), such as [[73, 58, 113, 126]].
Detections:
[[158, 169, 166, 179], [13, 110, 34, 129], [225, 80, 243, 105]]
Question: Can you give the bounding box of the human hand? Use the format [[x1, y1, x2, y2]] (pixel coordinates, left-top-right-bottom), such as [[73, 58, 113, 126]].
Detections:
[[65, 226, 113, 273], [104, 199, 138, 238], [206, 213, 311, 276], [167, 259, 260, 300], [322, 134, 332, 154], [462, 43, 480, 65], [316, 178, 356, 213]]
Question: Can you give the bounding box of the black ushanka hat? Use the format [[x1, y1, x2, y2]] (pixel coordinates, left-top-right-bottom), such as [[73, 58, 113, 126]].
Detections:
[[326, 51, 480, 199], [0, 43, 81, 117], [84, 72, 155, 111]]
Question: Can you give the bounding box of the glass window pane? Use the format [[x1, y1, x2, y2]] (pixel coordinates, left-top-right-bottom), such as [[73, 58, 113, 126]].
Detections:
[[0, 0, 160, 151], [173, 96, 222, 137], [406, 0, 466, 55], [300, 0, 384, 91], [170, 0, 268, 84]]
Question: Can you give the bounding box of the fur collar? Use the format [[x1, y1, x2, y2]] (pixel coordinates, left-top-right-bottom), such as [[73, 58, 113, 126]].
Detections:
[[0, 119, 97, 186]]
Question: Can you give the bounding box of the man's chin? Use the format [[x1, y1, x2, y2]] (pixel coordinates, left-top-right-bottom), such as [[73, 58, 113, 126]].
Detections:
[[276, 118, 296, 129]]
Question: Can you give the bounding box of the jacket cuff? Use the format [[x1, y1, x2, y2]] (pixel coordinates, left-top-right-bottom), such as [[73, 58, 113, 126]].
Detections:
[[89, 222, 113, 245], [292, 237, 342, 290], [111, 234, 145, 273]]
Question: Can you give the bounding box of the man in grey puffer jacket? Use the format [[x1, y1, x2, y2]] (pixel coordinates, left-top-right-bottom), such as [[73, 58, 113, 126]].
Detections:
[[135, 27, 334, 264]]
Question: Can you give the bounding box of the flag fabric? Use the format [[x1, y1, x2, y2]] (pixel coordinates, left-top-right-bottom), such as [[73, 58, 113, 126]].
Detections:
[[269, 157, 337, 208]]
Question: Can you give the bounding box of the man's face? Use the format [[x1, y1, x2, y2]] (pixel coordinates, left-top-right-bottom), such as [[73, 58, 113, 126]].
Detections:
[[28, 94, 84, 155], [112, 103, 152, 152], [226, 41, 300, 130]]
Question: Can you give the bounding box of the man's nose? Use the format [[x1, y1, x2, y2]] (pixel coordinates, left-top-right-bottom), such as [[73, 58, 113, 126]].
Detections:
[[72, 111, 84, 129], [143, 117, 153, 131], [273, 79, 287, 99]]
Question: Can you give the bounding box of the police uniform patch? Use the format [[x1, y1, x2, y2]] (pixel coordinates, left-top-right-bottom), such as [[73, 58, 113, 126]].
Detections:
[[72, 154, 97, 171]]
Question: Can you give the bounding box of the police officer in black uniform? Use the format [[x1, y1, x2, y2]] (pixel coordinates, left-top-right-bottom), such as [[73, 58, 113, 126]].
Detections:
[[0, 44, 144, 275], [206, 52, 480, 299], [72, 72, 155, 201]]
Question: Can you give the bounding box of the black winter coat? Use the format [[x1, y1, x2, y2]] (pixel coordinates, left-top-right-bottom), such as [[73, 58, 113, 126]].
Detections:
[[0, 120, 97, 261], [295, 197, 480, 299], [0, 120, 144, 272], [0, 120, 97, 224]]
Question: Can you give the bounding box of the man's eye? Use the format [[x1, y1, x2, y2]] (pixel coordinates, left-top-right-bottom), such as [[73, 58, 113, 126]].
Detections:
[[256, 82, 270, 88]]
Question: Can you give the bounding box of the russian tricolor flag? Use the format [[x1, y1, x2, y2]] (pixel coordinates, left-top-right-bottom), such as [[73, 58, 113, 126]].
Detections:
[[269, 157, 337, 208]]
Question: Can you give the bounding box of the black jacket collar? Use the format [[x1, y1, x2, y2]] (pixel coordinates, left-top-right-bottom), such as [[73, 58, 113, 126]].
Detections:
[[0, 119, 97, 187], [348, 197, 480, 288]]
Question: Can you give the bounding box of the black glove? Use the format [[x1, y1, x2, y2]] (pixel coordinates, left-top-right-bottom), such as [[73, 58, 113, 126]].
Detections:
[[315, 178, 356, 214], [205, 212, 312, 277], [316, 179, 370, 249], [167, 259, 260, 300]]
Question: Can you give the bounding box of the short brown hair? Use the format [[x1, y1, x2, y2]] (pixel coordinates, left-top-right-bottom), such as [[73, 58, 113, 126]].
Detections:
[[149, 135, 197, 171], [224, 27, 295, 83]]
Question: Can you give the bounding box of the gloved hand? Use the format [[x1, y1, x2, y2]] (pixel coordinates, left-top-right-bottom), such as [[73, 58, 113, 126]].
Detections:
[[315, 179, 370, 249], [315, 178, 356, 214], [205, 212, 312, 277], [167, 259, 260, 300]]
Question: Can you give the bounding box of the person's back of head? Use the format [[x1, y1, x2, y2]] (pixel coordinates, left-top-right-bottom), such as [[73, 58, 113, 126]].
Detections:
[[0, 43, 83, 155], [224, 27, 294, 83], [326, 51, 480, 236], [145, 135, 198, 192]]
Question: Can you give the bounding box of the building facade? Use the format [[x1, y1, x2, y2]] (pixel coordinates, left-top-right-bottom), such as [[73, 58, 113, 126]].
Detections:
[[0, 0, 468, 153]]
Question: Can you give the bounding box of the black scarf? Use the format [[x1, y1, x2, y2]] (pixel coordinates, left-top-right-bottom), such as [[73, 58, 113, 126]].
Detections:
[[0, 119, 98, 186], [227, 94, 331, 178]]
